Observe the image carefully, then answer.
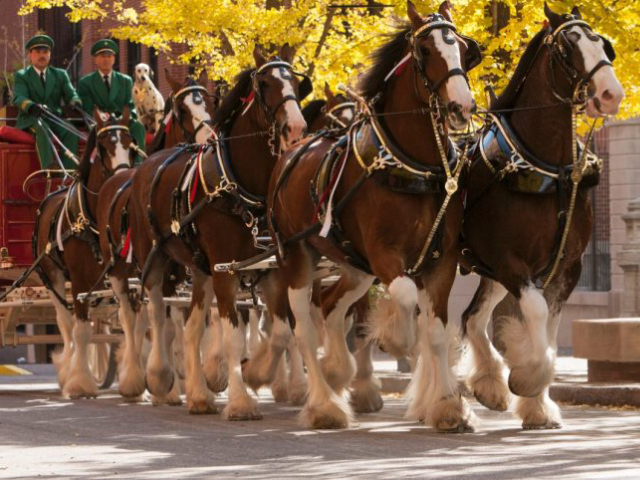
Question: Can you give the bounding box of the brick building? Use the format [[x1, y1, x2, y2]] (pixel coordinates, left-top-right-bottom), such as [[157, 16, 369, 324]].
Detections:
[[0, 2, 191, 108]]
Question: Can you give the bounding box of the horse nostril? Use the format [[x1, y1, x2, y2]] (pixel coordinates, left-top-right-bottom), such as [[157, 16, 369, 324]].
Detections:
[[602, 90, 614, 101], [448, 102, 463, 116]]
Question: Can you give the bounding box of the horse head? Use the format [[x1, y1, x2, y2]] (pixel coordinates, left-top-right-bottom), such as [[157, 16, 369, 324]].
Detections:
[[407, 1, 481, 129], [251, 43, 309, 150], [544, 3, 624, 117], [323, 83, 356, 129], [166, 68, 217, 143], [88, 106, 135, 178]]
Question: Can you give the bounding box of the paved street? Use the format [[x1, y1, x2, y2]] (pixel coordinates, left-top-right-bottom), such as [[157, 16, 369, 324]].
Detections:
[[1, 367, 640, 479]]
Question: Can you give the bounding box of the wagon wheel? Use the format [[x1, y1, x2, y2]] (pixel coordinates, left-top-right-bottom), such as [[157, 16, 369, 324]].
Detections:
[[88, 320, 118, 390]]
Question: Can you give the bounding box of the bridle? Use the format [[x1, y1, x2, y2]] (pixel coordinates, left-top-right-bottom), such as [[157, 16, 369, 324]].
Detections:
[[172, 81, 214, 141], [94, 124, 135, 178], [545, 18, 615, 109], [324, 101, 356, 129], [409, 15, 477, 119], [248, 59, 312, 155]]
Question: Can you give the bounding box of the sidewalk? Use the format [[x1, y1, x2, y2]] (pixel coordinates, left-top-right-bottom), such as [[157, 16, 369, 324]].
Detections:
[[375, 356, 640, 407]]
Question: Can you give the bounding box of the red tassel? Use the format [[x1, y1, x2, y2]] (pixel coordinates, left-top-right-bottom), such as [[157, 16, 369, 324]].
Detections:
[[395, 57, 411, 76], [241, 91, 255, 104], [120, 228, 131, 259]]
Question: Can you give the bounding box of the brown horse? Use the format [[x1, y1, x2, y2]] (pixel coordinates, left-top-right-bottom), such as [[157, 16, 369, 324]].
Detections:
[[460, 4, 623, 429], [303, 83, 356, 133], [302, 85, 382, 413], [126, 44, 309, 417], [269, 1, 481, 430], [96, 75, 218, 403], [34, 108, 136, 398], [147, 69, 218, 153]]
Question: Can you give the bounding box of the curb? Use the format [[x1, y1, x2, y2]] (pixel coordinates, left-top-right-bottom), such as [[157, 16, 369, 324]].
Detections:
[[379, 374, 640, 408]]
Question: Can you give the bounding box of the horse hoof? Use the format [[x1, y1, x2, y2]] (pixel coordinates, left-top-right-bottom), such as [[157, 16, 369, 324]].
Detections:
[[271, 384, 289, 403], [474, 390, 509, 412], [188, 402, 217, 415], [145, 370, 175, 397], [522, 420, 562, 430], [227, 411, 263, 421], [350, 385, 384, 414], [302, 402, 350, 429], [436, 417, 475, 434]]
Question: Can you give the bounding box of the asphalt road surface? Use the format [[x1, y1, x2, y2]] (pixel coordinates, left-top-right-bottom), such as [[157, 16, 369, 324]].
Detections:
[[1, 370, 640, 479]]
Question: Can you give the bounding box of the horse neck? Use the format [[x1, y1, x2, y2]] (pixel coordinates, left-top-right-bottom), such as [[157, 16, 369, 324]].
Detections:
[[84, 161, 108, 218], [380, 64, 442, 163], [507, 50, 574, 166], [167, 120, 186, 148], [226, 108, 274, 197]]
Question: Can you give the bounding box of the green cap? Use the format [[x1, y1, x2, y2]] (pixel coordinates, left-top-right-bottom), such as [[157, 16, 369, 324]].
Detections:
[[91, 39, 118, 56], [26, 34, 54, 51]]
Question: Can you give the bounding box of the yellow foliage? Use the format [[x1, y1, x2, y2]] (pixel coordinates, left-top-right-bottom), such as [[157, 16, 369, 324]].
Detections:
[[18, 0, 640, 119]]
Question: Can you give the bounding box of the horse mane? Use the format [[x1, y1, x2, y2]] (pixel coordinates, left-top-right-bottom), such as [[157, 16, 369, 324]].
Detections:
[[359, 25, 412, 102], [491, 27, 550, 111], [78, 126, 97, 184], [213, 68, 254, 128], [302, 99, 326, 125]]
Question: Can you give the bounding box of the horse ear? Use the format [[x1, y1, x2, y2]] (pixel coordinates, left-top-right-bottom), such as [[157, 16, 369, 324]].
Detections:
[[165, 68, 181, 92], [438, 1, 454, 23], [324, 82, 335, 102], [93, 106, 104, 129], [571, 6, 582, 19], [544, 2, 563, 30], [121, 105, 130, 125], [253, 45, 267, 68], [280, 43, 295, 63], [407, 1, 424, 31], [198, 68, 208, 86]]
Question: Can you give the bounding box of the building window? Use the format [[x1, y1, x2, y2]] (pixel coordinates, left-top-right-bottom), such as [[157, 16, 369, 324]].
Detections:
[[34, 8, 82, 83], [577, 128, 611, 291], [127, 41, 141, 77]]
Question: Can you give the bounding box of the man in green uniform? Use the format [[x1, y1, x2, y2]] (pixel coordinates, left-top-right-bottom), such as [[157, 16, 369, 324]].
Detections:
[[77, 39, 146, 161], [13, 34, 83, 170]]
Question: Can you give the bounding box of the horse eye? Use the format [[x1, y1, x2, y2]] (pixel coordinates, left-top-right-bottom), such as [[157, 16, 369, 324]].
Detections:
[[566, 31, 580, 44]]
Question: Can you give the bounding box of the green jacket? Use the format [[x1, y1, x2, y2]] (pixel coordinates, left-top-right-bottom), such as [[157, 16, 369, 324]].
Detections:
[[12, 66, 81, 130], [78, 70, 138, 119]]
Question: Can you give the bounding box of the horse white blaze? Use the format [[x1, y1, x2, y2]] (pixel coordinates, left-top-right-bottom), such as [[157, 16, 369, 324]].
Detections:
[[111, 131, 130, 170], [183, 93, 212, 144], [273, 68, 306, 149], [433, 30, 474, 124], [571, 26, 624, 116]]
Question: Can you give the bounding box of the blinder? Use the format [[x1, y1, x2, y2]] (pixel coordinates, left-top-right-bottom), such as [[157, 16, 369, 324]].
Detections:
[[600, 35, 616, 62], [297, 74, 313, 100], [460, 35, 482, 71]]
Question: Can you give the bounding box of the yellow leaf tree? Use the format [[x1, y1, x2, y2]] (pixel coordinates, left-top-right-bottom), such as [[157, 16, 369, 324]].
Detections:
[[19, 0, 640, 119]]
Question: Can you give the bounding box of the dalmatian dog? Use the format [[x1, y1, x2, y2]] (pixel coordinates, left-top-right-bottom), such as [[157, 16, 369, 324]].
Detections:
[[132, 63, 165, 134]]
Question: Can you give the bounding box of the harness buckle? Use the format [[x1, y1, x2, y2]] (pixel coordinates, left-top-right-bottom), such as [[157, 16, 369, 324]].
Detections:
[[171, 220, 180, 234], [445, 178, 458, 195]]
